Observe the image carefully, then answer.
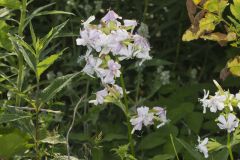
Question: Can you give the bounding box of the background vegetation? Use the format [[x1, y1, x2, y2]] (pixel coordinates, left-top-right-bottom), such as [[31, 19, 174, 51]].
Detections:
[[0, 0, 240, 159]]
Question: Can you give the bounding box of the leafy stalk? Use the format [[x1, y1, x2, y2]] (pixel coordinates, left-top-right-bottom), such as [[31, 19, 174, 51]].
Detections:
[[16, 0, 27, 107], [120, 73, 135, 156]]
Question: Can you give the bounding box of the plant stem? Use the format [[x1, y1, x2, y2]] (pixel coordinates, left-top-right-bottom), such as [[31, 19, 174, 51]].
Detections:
[[227, 132, 234, 160], [66, 97, 83, 160], [35, 77, 40, 160], [120, 73, 135, 156], [170, 134, 180, 160], [16, 0, 27, 107]]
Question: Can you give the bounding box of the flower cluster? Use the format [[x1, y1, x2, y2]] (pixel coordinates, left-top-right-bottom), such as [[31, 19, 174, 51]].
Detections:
[[130, 106, 168, 134], [197, 80, 240, 158], [76, 10, 151, 105]]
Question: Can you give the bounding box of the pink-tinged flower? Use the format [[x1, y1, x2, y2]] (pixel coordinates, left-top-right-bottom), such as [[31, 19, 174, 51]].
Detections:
[[133, 34, 151, 63], [113, 84, 123, 97], [76, 29, 102, 52], [89, 88, 108, 105], [217, 113, 239, 133], [130, 106, 154, 134], [101, 10, 122, 23], [117, 44, 135, 60], [82, 55, 104, 78], [124, 19, 137, 27], [108, 29, 130, 55], [103, 60, 121, 84], [153, 106, 168, 128], [196, 137, 209, 158]]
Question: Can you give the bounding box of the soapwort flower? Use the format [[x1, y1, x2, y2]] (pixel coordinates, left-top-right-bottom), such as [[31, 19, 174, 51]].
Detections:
[[217, 113, 239, 133], [196, 137, 209, 158], [130, 106, 168, 133]]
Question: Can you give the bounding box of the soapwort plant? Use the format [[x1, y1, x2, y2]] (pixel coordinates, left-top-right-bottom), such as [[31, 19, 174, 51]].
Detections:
[[76, 10, 168, 156]]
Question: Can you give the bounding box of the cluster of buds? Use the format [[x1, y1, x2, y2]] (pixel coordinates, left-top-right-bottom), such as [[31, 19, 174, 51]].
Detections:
[[76, 10, 151, 105], [130, 106, 168, 134], [197, 80, 240, 158]]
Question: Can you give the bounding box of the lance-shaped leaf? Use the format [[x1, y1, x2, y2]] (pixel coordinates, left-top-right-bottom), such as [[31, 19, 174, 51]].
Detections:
[[39, 72, 81, 103], [9, 35, 36, 72], [37, 20, 68, 55], [227, 56, 240, 77], [37, 48, 66, 79]]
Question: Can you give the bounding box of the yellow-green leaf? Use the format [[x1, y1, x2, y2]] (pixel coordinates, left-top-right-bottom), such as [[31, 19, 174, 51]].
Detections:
[[204, 0, 228, 15], [0, 0, 20, 9], [37, 49, 66, 79], [193, 0, 201, 5], [231, 0, 240, 21], [227, 56, 240, 77], [199, 13, 219, 32]]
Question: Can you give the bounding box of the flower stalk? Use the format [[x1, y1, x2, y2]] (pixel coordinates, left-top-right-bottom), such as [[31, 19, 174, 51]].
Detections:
[[120, 73, 135, 156], [227, 133, 234, 160]]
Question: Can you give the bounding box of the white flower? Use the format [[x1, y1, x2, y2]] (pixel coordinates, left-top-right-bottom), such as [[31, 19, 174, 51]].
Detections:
[[101, 10, 122, 23], [153, 106, 168, 128], [130, 106, 154, 134], [208, 92, 226, 113], [82, 15, 95, 28], [103, 60, 121, 84], [124, 19, 137, 27], [217, 113, 239, 133], [199, 90, 210, 114], [226, 92, 234, 111], [82, 55, 106, 78], [89, 88, 108, 105], [235, 93, 240, 109], [196, 137, 209, 158]]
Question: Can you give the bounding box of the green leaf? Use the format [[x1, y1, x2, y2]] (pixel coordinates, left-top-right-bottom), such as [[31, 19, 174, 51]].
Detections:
[[0, 20, 12, 51], [184, 112, 203, 134], [231, 0, 240, 22], [0, 0, 20, 9], [33, 10, 75, 17], [38, 20, 68, 54], [30, 22, 37, 49], [0, 113, 31, 124], [37, 49, 66, 79], [9, 35, 36, 72], [39, 72, 81, 103], [227, 56, 240, 77], [176, 138, 204, 160], [40, 134, 66, 145], [151, 154, 174, 160], [0, 131, 28, 158]]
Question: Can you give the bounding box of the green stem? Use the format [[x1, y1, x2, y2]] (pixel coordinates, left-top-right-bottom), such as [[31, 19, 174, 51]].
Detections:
[[120, 73, 135, 156], [16, 0, 27, 107], [35, 76, 40, 160], [227, 132, 234, 160], [170, 134, 180, 160]]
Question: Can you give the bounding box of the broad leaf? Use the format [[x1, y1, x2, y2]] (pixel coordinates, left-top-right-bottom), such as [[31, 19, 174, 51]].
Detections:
[[227, 56, 240, 77], [0, 0, 20, 9]]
